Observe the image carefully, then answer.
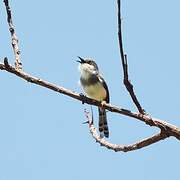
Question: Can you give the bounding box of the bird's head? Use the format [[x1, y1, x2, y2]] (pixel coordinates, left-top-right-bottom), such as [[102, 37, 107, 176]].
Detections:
[[77, 56, 99, 75]]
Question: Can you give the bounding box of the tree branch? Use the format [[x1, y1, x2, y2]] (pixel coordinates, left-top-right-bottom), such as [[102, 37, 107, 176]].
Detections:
[[1, 0, 179, 152], [3, 0, 22, 70], [85, 111, 169, 152], [117, 0, 145, 114], [1, 58, 179, 141]]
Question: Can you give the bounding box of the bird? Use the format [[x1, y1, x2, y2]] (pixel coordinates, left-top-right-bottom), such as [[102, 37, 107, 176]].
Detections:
[[77, 56, 110, 138]]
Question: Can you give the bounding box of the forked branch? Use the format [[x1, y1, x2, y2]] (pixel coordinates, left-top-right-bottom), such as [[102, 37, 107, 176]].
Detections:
[[0, 59, 180, 142], [4, 0, 22, 70], [117, 0, 145, 114], [85, 111, 169, 152], [0, 0, 179, 152]]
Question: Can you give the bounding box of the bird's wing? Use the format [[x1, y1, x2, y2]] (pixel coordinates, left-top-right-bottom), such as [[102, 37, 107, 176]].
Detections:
[[98, 75, 110, 103]]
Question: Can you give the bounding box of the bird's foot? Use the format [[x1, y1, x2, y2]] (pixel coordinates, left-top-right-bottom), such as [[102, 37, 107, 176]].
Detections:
[[101, 100, 106, 108], [79, 93, 86, 104]]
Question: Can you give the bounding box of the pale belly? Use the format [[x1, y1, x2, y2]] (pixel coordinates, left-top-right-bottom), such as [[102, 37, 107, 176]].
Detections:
[[83, 82, 107, 101]]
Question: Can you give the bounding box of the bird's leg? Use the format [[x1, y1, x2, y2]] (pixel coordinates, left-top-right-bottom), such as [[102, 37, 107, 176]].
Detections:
[[101, 100, 109, 113], [101, 100, 107, 108], [79, 93, 86, 104]]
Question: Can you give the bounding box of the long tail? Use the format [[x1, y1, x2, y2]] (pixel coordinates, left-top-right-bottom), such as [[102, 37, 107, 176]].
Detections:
[[98, 107, 109, 138]]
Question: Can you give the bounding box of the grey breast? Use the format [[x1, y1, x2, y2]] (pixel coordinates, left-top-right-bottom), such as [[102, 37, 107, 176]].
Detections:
[[80, 74, 99, 86]]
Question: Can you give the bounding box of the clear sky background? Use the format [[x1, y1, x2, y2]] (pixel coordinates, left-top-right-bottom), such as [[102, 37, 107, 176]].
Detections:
[[0, 0, 180, 180]]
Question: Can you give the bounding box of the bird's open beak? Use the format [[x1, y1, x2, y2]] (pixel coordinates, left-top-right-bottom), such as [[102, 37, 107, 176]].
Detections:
[[76, 56, 85, 63]]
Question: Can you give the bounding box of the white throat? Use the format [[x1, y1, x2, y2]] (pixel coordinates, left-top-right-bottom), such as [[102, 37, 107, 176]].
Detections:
[[79, 63, 97, 80]]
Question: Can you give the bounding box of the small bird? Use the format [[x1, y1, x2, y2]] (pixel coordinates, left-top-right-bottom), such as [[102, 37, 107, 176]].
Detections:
[[77, 56, 110, 138]]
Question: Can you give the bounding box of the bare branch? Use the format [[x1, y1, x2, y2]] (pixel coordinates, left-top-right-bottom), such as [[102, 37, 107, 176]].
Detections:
[[85, 111, 169, 152], [117, 0, 145, 114], [3, 0, 22, 70], [1, 58, 180, 141], [1, 1, 179, 152]]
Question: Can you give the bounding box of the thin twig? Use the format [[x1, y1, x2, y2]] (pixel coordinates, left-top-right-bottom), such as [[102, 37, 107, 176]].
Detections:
[[0, 59, 179, 140], [3, 0, 22, 70], [85, 111, 168, 152], [117, 0, 145, 114]]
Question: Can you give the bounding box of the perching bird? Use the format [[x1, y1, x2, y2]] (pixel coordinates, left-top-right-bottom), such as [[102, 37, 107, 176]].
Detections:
[[77, 56, 110, 138]]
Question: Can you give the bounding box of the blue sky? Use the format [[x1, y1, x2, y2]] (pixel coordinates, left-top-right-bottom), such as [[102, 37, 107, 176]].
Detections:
[[0, 0, 180, 180]]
